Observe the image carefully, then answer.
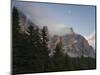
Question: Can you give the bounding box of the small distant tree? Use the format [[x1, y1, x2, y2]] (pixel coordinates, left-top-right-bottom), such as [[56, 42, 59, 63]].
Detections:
[[63, 54, 72, 70]]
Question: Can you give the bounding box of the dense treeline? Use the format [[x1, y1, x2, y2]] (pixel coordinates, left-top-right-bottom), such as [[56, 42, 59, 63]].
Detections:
[[12, 7, 96, 74]]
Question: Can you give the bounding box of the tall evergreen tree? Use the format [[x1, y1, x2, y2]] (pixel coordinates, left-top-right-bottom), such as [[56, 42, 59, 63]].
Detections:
[[52, 41, 65, 71], [26, 25, 42, 72], [12, 7, 25, 74], [41, 26, 50, 71], [26, 25, 50, 72], [12, 7, 20, 73]]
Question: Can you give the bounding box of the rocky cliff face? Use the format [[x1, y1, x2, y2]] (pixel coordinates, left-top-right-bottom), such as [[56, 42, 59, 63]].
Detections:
[[50, 33, 95, 58]]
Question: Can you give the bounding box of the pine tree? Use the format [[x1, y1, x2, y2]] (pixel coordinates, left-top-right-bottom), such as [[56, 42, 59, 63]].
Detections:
[[52, 40, 65, 71], [12, 7, 20, 74], [26, 25, 42, 72], [41, 26, 50, 71], [26, 25, 50, 72], [12, 7, 25, 74]]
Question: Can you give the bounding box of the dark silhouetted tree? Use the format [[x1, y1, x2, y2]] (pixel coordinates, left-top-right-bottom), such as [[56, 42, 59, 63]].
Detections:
[[52, 41, 65, 71], [40, 26, 50, 71], [12, 7, 26, 74]]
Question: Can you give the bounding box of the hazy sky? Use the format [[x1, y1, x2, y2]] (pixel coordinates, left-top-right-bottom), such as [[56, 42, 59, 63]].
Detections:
[[12, 1, 96, 46]]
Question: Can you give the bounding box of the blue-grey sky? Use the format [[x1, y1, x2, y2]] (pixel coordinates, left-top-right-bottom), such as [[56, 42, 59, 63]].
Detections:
[[12, 1, 96, 46]]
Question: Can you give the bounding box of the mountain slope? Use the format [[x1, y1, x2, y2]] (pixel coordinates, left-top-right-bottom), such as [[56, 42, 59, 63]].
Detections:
[[50, 33, 95, 58]]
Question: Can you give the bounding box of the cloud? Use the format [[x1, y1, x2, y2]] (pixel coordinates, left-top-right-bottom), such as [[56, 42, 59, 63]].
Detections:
[[35, 18, 72, 36], [14, 2, 73, 36], [85, 32, 95, 47], [47, 24, 73, 36]]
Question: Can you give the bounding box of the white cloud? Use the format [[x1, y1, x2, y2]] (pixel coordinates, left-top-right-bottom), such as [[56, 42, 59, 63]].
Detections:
[[44, 24, 72, 36], [14, 1, 73, 36], [20, 6, 72, 36], [85, 32, 95, 47]]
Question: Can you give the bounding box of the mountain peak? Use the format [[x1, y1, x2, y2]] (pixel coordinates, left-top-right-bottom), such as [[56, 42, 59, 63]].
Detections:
[[49, 33, 95, 58]]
